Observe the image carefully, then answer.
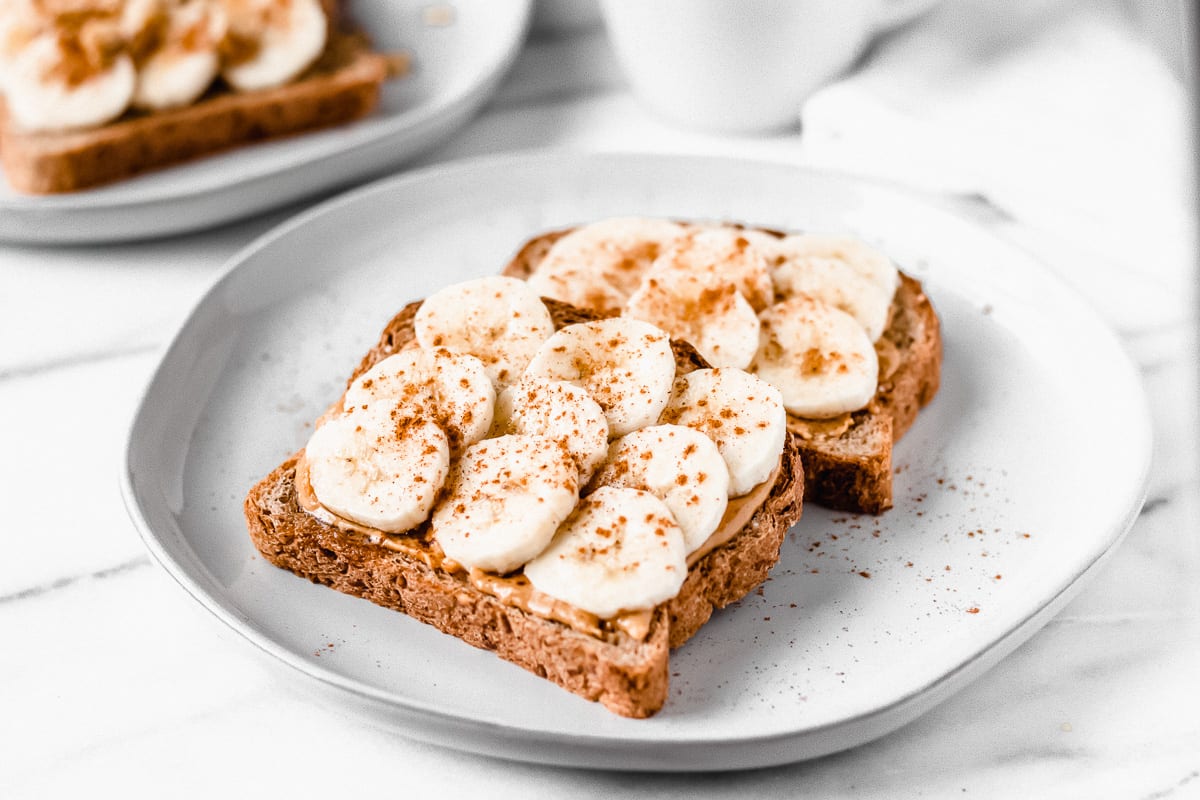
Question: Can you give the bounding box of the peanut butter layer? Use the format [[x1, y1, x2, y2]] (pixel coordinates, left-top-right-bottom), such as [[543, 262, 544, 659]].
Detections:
[[787, 413, 855, 441], [686, 459, 779, 566]]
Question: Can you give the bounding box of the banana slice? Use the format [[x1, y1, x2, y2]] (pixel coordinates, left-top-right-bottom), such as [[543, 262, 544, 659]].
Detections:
[[660, 368, 787, 497], [305, 400, 449, 533], [523, 317, 676, 438], [624, 268, 759, 369], [121, 0, 164, 41], [734, 228, 784, 254], [526, 218, 688, 316], [4, 32, 135, 132], [133, 0, 226, 110], [431, 434, 579, 575], [763, 235, 897, 303], [649, 226, 774, 312], [590, 425, 729, 554], [345, 347, 494, 454], [772, 258, 892, 341], [523, 486, 687, 617], [0, 2, 41, 94], [492, 378, 609, 483], [414, 276, 555, 388], [751, 297, 879, 419], [220, 0, 326, 92], [527, 263, 624, 318]]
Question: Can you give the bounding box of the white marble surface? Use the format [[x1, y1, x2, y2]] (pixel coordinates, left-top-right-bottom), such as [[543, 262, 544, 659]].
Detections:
[[3, 0, 1199, 796]]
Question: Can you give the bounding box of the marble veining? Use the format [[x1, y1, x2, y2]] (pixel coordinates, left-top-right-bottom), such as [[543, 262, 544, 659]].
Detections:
[[0, 344, 160, 383], [0, 556, 150, 606]]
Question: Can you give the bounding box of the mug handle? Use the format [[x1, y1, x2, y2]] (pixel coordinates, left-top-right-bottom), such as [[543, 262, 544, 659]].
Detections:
[[874, 0, 940, 31]]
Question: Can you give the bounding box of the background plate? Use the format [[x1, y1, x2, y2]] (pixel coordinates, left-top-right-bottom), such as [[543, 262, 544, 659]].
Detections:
[[0, 0, 530, 244], [122, 152, 1151, 770]]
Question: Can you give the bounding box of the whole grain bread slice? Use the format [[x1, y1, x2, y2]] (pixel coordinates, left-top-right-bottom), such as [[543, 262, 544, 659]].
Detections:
[[0, 30, 389, 194], [501, 226, 942, 514], [244, 298, 804, 717]]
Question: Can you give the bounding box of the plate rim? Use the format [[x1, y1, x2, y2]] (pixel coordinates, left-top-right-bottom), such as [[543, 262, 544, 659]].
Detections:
[[120, 150, 1153, 766]]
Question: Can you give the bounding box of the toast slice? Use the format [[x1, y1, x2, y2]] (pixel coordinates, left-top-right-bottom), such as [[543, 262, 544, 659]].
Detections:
[[795, 273, 940, 512], [245, 298, 805, 717], [0, 30, 389, 195], [502, 226, 942, 514]]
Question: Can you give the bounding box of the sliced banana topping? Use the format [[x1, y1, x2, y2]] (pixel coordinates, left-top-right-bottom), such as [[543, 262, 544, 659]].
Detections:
[[761, 234, 899, 309], [523, 317, 676, 438], [649, 227, 774, 312], [751, 296, 879, 419], [523, 486, 687, 618], [661, 368, 787, 497], [220, 0, 326, 92], [133, 0, 226, 110], [624, 267, 760, 369], [305, 400, 449, 533], [1, 0, 332, 128], [526, 218, 688, 316], [432, 434, 579, 575], [772, 258, 892, 342], [415, 276, 556, 388], [527, 265, 625, 319], [0, 3, 40, 93], [5, 32, 136, 132], [290, 223, 906, 627], [733, 228, 785, 255], [120, 0, 163, 42], [492, 378, 609, 483], [591, 425, 729, 554], [345, 348, 494, 454]]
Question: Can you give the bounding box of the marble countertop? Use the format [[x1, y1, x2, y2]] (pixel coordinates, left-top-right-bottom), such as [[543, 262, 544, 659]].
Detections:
[[3, 0, 1198, 796]]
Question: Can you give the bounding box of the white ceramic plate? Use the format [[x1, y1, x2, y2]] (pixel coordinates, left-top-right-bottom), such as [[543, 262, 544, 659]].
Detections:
[[122, 153, 1151, 770], [0, 0, 530, 245]]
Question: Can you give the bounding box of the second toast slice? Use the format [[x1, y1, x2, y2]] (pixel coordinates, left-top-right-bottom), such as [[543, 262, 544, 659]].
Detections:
[[502, 224, 942, 514], [1, 30, 389, 194]]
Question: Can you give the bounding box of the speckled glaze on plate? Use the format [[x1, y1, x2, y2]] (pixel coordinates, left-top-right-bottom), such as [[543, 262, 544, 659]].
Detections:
[[122, 152, 1150, 770], [0, 0, 530, 244]]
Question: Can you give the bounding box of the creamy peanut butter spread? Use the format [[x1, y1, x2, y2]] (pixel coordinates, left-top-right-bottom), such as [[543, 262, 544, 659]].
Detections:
[[686, 459, 778, 566], [294, 451, 782, 643], [786, 413, 855, 441]]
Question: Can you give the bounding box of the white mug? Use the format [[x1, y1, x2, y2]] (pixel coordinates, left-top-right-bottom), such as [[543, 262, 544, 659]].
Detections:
[[600, 0, 940, 133]]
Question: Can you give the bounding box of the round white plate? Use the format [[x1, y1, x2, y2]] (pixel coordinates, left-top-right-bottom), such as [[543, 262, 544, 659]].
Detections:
[[122, 152, 1151, 770], [0, 0, 530, 244]]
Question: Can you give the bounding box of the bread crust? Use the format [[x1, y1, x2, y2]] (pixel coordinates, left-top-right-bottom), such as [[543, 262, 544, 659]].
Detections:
[[501, 225, 943, 515], [244, 299, 805, 717], [0, 31, 388, 194]]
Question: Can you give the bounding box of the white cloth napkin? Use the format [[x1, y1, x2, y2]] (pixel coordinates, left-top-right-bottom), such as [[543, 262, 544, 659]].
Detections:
[[800, 0, 1192, 300]]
